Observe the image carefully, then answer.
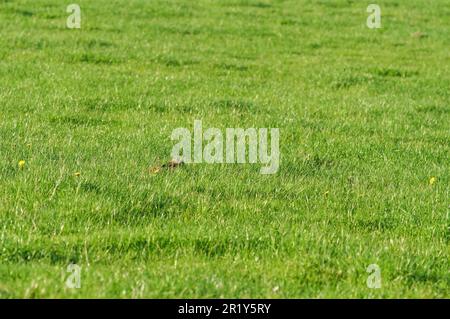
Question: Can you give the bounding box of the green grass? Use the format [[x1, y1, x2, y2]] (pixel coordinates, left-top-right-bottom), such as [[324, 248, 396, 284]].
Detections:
[[0, 0, 449, 298]]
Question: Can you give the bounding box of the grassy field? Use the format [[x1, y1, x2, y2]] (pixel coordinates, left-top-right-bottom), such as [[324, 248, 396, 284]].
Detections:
[[0, 0, 449, 298]]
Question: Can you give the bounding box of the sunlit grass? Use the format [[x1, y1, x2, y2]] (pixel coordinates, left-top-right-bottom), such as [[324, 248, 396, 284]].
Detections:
[[0, 0, 449, 298]]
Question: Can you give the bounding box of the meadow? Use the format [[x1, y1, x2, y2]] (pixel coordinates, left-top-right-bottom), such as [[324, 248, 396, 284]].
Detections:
[[0, 0, 449, 298]]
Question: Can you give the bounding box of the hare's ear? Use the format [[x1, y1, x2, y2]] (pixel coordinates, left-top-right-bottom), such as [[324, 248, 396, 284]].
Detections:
[[148, 156, 162, 174], [149, 165, 161, 174]]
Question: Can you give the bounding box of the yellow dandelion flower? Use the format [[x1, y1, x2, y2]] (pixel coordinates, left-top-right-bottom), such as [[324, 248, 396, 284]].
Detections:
[[74, 172, 81, 177], [18, 160, 25, 169], [429, 177, 437, 185]]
